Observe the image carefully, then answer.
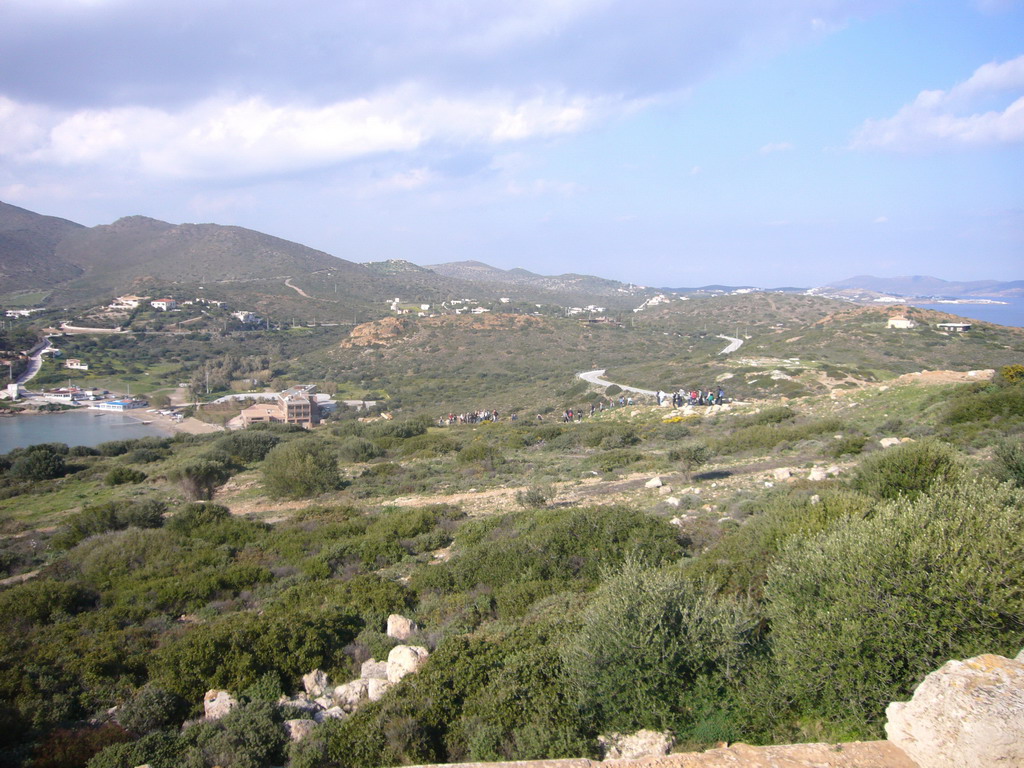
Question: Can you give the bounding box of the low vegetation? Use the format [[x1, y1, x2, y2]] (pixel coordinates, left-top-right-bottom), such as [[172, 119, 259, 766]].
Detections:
[[0, 290, 1022, 768]]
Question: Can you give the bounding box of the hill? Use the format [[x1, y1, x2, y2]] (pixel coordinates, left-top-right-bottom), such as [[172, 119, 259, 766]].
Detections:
[[0, 201, 85, 292]]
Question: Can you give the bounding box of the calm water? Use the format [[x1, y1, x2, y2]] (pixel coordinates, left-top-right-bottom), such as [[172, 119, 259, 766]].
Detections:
[[907, 296, 1024, 328], [0, 410, 172, 454]]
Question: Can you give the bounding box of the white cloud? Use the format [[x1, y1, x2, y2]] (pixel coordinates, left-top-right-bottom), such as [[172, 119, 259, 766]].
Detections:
[[759, 141, 794, 154], [5, 87, 615, 180], [852, 55, 1024, 150]]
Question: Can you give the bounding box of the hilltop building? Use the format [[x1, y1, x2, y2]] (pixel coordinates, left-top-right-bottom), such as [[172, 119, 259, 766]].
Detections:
[[937, 322, 971, 332], [240, 385, 321, 428], [150, 299, 178, 311], [64, 358, 89, 370], [887, 316, 917, 329]]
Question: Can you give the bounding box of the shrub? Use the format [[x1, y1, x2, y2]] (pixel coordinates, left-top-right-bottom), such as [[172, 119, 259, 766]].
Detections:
[[262, 440, 343, 499], [766, 476, 1024, 735], [676, 442, 713, 480], [105, 466, 148, 486], [0, 578, 97, 625], [52, 500, 165, 549], [166, 502, 231, 533], [515, 486, 553, 509], [338, 436, 384, 463], [86, 730, 186, 768], [168, 458, 234, 500], [456, 441, 504, 467], [31, 722, 130, 768], [117, 685, 188, 735], [993, 440, 1024, 487], [10, 444, 66, 480], [850, 439, 962, 500], [215, 430, 281, 463], [562, 559, 756, 733]]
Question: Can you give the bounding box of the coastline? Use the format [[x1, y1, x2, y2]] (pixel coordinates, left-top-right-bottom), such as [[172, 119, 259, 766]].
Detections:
[[120, 407, 225, 436]]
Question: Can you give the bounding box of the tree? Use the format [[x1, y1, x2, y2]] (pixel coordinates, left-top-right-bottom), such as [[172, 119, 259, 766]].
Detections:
[[676, 441, 712, 481], [261, 440, 342, 499]]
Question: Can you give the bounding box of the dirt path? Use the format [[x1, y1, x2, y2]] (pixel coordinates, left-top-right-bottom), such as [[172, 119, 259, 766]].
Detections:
[[284, 277, 312, 298]]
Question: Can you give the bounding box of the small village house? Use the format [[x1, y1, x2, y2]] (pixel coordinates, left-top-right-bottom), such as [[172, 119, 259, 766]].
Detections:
[[240, 385, 321, 428]]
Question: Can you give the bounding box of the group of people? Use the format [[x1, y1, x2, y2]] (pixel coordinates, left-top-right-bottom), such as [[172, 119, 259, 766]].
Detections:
[[439, 387, 725, 428], [658, 388, 726, 407], [439, 409, 502, 426]]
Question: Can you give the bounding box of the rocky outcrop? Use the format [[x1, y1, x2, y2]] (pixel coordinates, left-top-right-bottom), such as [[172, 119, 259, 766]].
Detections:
[[387, 614, 420, 641], [203, 689, 238, 720], [598, 729, 673, 760], [284, 718, 318, 742], [885, 650, 1024, 768], [302, 669, 330, 698]]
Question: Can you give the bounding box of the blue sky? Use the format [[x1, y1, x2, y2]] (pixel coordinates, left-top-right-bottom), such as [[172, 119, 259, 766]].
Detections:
[[0, 0, 1021, 288]]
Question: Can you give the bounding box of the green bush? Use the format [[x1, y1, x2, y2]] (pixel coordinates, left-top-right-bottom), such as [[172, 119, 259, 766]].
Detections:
[[766, 476, 1024, 735], [456, 440, 505, 467], [262, 440, 343, 499], [168, 458, 234, 501], [10, 444, 66, 480], [994, 440, 1024, 487], [166, 501, 231, 533], [562, 559, 756, 734], [117, 685, 188, 735], [105, 466, 148, 486], [0, 578, 97, 625], [215, 430, 281, 463], [53, 500, 165, 549], [850, 439, 962, 500], [338, 436, 384, 463]]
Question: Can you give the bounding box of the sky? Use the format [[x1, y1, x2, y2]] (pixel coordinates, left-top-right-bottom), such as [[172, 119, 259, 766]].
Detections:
[[0, 0, 1022, 289]]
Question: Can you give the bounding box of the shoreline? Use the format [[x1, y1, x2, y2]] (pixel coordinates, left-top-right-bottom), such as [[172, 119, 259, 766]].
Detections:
[[120, 407, 225, 436]]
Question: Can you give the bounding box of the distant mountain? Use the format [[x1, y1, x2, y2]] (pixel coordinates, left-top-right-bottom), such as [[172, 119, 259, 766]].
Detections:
[[822, 275, 1024, 299], [426, 260, 651, 306], [0, 201, 86, 292]]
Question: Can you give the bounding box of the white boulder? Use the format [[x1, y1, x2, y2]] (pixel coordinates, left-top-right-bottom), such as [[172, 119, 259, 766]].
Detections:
[[333, 678, 369, 711], [885, 651, 1024, 768], [203, 690, 238, 720], [302, 669, 330, 697], [598, 729, 674, 760], [360, 658, 389, 680], [367, 678, 392, 702], [386, 614, 419, 641], [387, 645, 430, 683], [645, 476, 663, 489]]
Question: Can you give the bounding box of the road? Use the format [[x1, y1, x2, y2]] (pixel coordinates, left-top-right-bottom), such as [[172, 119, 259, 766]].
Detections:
[[577, 369, 657, 396], [716, 334, 744, 354], [15, 338, 55, 385]]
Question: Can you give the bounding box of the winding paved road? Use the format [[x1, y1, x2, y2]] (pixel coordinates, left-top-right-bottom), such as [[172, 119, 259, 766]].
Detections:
[[577, 370, 656, 396], [716, 334, 744, 354], [577, 335, 744, 395]]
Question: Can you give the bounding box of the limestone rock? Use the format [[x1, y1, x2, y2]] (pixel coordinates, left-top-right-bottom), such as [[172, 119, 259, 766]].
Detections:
[[302, 669, 330, 697], [772, 467, 792, 481], [334, 678, 369, 711], [885, 651, 1024, 768], [387, 644, 430, 683], [645, 476, 663, 489], [284, 718, 318, 743], [386, 614, 419, 641], [314, 695, 334, 710], [807, 467, 827, 482], [360, 658, 389, 680], [279, 693, 320, 714], [598, 729, 674, 760], [367, 678, 392, 702], [314, 706, 347, 723], [203, 690, 238, 720], [665, 497, 680, 508], [879, 437, 901, 448]]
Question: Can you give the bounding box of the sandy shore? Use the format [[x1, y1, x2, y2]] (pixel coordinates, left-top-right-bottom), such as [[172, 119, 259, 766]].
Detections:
[[122, 408, 225, 436]]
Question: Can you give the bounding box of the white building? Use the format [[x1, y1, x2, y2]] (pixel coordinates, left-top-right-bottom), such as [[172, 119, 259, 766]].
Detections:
[[887, 316, 917, 329], [150, 299, 177, 311], [65, 358, 90, 370]]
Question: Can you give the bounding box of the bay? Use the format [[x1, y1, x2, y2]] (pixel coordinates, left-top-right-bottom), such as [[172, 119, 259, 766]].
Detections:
[[0, 409, 173, 454], [907, 296, 1024, 328]]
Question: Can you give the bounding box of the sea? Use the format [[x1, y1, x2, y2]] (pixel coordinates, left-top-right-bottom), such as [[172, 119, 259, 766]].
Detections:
[[906, 296, 1024, 328], [0, 410, 173, 454]]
